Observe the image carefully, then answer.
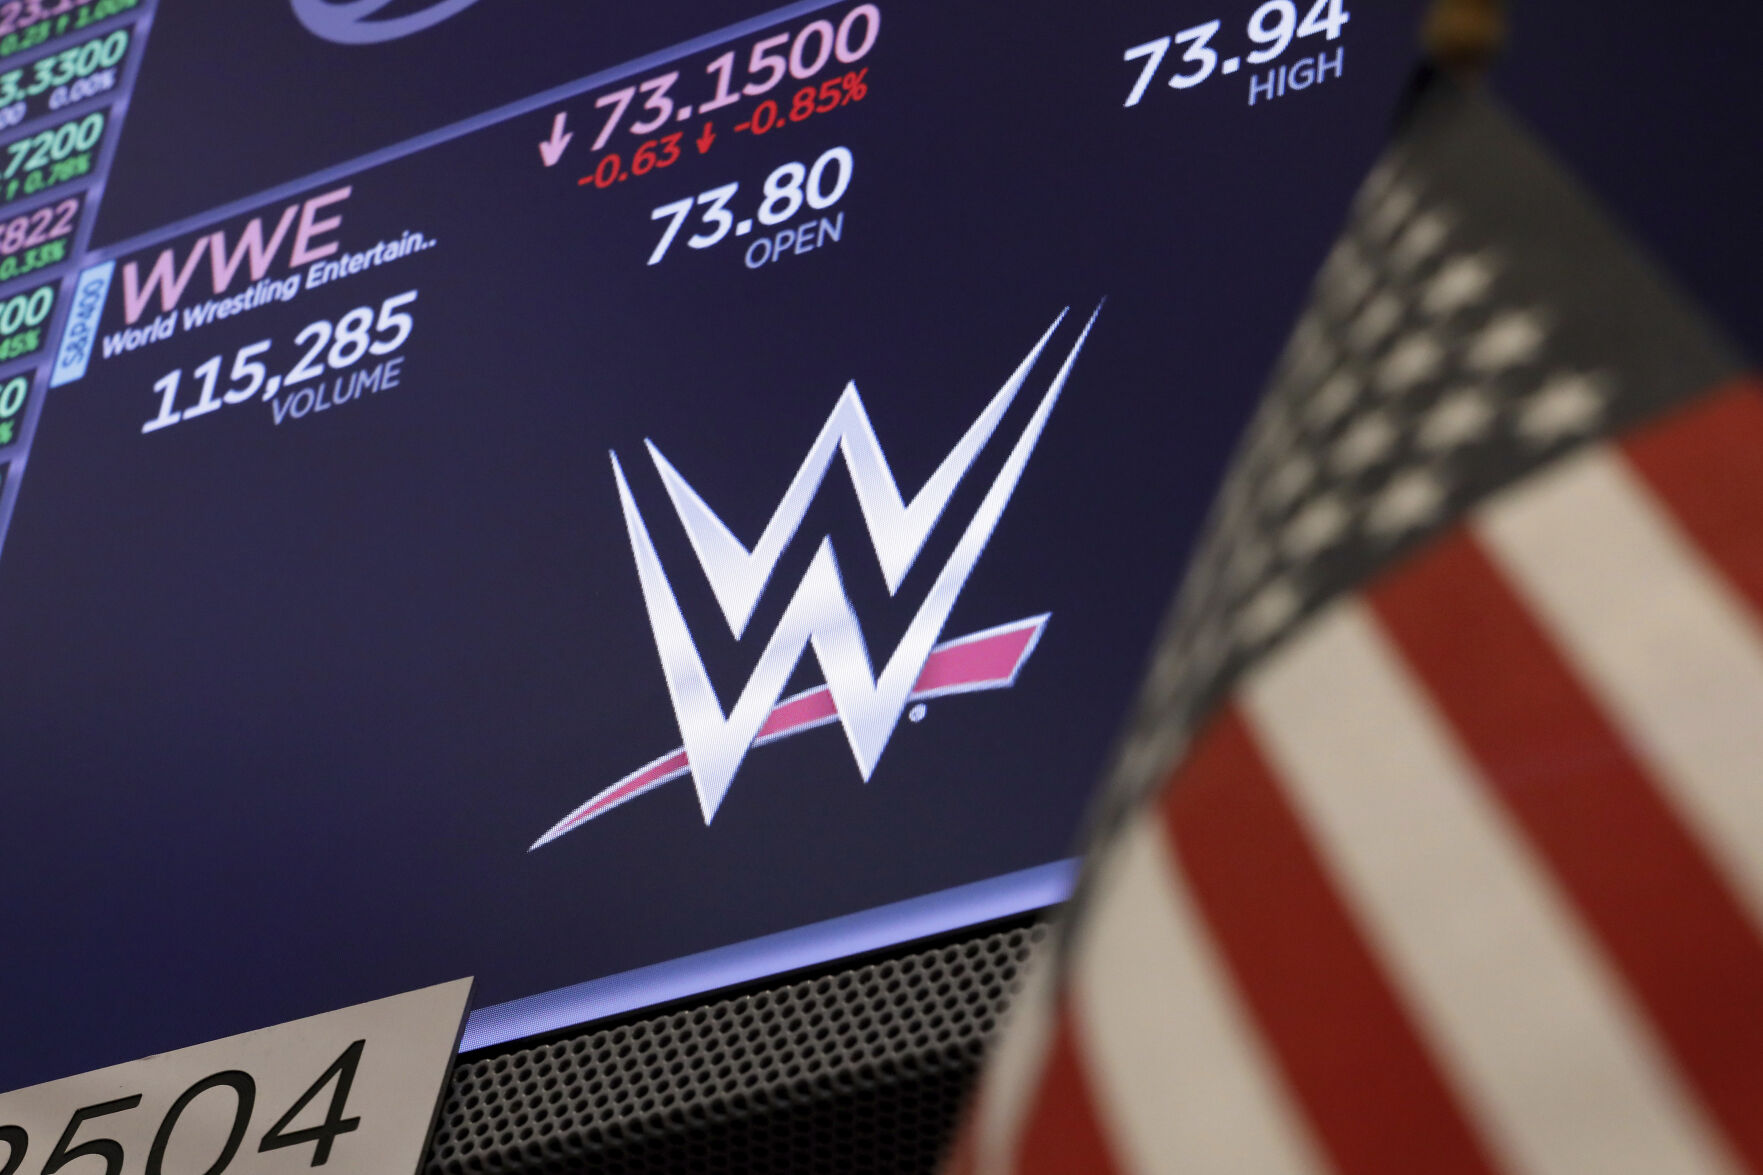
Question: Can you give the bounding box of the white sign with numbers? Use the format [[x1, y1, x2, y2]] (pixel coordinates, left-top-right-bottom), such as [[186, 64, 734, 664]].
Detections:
[[0, 978, 472, 1175]]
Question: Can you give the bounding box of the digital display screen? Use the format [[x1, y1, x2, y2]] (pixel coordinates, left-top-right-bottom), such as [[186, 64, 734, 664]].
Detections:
[[0, 0, 1423, 1091]]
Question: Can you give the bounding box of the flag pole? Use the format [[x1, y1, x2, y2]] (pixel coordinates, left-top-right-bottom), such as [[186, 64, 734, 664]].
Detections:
[[1423, 0, 1505, 76]]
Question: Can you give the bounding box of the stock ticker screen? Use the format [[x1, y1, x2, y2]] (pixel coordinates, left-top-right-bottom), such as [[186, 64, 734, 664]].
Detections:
[[0, 0, 1421, 1090]]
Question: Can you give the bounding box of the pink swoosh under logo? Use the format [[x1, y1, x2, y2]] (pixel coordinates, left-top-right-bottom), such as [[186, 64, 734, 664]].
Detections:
[[530, 614, 1048, 849]]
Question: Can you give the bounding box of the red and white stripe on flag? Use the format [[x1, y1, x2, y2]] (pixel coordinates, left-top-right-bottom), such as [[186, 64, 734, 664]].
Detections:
[[948, 378, 1763, 1175]]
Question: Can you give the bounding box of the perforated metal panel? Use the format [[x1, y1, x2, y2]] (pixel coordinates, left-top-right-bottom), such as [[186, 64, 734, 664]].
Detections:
[[425, 923, 1047, 1175]]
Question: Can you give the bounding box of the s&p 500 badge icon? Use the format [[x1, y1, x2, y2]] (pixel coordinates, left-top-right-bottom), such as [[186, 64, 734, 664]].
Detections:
[[291, 0, 487, 44]]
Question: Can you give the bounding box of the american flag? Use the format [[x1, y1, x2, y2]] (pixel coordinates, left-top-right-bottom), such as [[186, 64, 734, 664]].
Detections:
[[947, 71, 1763, 1175]]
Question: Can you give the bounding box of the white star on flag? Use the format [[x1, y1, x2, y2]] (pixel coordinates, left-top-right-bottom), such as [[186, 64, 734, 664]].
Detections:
[[1418, 387, 1497, 451], [1423, 252, 1499, 318], [1368, 182, 1419, 240], [1282, 493, 1351, 559], [1392, 210, 1454, 272], [1364, 467, 1448, 537], [1261, 453, 1317, 511], [1517, 371, 1609, 444], [1466, 307, 1548, 371], [1351, 292, 1405, 353], [1377, 332, 1447, 394], [1307, 371, 1363, 429], [1235, 577, 1300, 645], [1331, 412, 1399, 474]]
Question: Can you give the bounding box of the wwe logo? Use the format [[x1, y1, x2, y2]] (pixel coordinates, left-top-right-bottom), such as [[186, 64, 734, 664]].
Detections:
[[531, 307, 1100, 849]]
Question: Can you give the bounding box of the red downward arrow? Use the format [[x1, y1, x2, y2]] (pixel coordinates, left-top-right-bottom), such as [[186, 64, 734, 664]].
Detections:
[[538, 112, 572, 167], [695, 121, 716, 154]]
